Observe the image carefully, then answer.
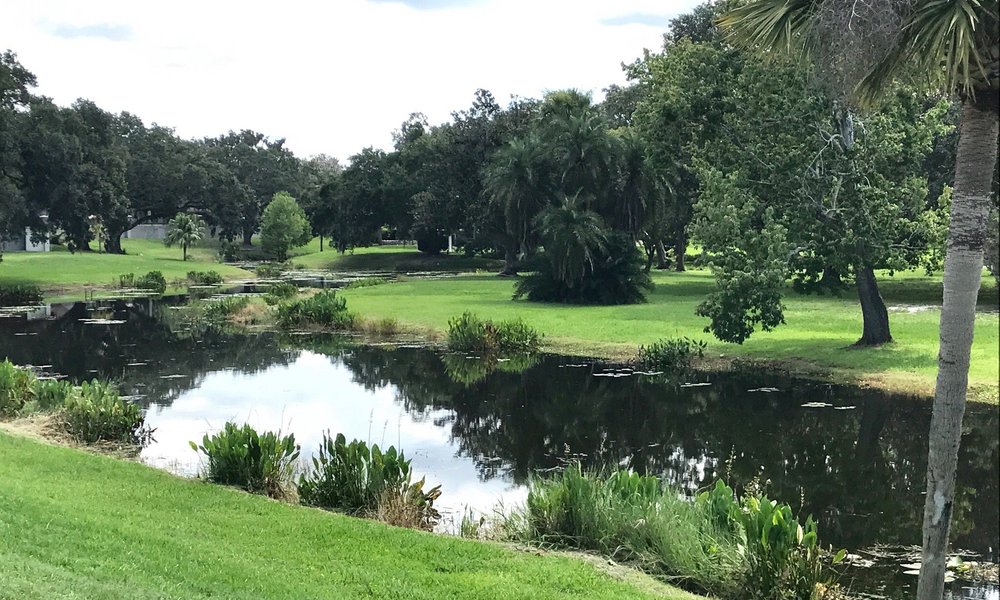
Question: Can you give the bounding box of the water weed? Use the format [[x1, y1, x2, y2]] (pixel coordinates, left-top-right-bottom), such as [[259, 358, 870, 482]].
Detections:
[[60, 380, 152, 446], [276, 290, 354, 329], [446, 312, 541, 355], [190, 422, 300, 499]]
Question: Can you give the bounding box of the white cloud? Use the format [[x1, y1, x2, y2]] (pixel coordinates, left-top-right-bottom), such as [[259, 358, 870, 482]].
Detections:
[[2, 0, 701, 160]]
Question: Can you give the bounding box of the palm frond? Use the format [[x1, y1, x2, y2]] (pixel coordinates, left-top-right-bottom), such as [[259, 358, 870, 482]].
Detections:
[[719, 0, 821, 57], [858, 0, 996, 100]]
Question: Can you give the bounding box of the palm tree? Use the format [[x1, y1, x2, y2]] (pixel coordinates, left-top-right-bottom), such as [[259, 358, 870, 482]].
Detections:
[[535, 194, 608, 288], [164, 212, 205, 261], [482, 135, 552, 270], [721, 2, 998, 597]]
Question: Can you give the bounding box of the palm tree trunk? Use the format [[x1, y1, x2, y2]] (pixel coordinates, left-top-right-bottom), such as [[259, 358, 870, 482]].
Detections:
[[917, 98, 999, 600], [855, 265, 892, 346], [182, 243, 188, 261]]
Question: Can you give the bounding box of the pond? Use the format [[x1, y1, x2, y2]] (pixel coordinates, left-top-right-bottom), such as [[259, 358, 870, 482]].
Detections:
[[2, 296, 997, 599]]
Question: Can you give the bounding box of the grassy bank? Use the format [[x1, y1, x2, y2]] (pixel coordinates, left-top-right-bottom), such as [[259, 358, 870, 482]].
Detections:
[[0, 239, 251, 298], [291, 242, 504, 272], [339, 270, 999, 400], [0, 431, 697, 600]]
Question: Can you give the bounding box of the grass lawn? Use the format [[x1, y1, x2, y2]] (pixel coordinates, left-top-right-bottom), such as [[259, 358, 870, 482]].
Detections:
[[291, 243, 504, 272], [0, 239, 252, 297], [339, 269, 999, 400], [0, 432, 697, 600]]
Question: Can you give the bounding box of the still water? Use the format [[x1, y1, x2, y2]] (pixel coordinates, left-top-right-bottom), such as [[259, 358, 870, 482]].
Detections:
[[2, 297, 997, 599]]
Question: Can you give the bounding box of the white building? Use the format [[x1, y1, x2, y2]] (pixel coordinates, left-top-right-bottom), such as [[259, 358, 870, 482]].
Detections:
[[1, 227, 50, 252]]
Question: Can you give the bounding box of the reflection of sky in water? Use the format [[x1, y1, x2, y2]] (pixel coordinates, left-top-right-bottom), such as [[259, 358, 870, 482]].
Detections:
[[141, 350, 527, 521]]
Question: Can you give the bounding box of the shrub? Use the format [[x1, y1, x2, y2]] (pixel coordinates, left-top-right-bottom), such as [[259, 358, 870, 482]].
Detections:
[[260, 192, 312, 261], [344, 276, 392, 289], [23, 378, 75, 415], [637, 337, 707, 373], [0, 360, 35, 417], [0, 283, 43, 307], [203, 295, 251, 320], [121, 271, 167, 294], [60, 380, 152, 445], [299, 432, 441, 530], [276, 290, 354, 329], [190, 422, 300, 499], [263, 281, 299, 305], [255, 263, 284, 279], [514, 232, 653, 305], [218, 239, 241, 262], [187, 270, 224, 286], [514, 465, 742, 596], [446, 312, 541, 355]]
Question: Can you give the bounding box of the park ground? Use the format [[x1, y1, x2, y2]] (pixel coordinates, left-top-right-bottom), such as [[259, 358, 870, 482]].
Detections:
[[1, 239, 997, 401], [0, 430, 697, 600]]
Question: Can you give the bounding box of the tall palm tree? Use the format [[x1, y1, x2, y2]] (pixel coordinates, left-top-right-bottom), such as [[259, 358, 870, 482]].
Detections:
[[482, 135, 552, 266], [721, 2, 998, 597], [164, 212, 205, 261]]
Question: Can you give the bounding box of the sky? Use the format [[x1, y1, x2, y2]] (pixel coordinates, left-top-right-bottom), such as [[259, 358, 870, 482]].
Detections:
[[2, 0, 702, 161]]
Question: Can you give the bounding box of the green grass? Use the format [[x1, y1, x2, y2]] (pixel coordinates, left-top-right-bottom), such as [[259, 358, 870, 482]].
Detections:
[[0, 432, 697, 600], [292, 244, 504, 272], [0, 239, 252, 296], [339, 269, 999, 399]]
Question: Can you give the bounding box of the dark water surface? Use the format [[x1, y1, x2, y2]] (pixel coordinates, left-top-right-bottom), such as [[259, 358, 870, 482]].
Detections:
[[2, 297, 997, 599]]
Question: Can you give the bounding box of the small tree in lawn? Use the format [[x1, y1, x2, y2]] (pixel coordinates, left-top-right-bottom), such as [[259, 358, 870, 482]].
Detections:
[[260, 192, 312, 261], [164, 213, 205, 261]]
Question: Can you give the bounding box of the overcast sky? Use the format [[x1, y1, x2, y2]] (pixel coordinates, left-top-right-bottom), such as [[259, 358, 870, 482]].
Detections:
[[2, 0, 702, 161]]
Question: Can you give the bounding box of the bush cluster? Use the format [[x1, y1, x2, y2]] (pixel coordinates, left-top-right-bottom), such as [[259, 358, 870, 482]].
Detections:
[[0, 361, 150, 446], [276, 290, 354, 329], [263, 281, 299, 305], [637, 337, 707, 373], [186, 270, 224, 286], [509, 467, 842, 599], [119, 271, 167, 294], [446, 312, 541, 355], [202, 295, 252, 321], [0, 282, 43, 307], [191, 422, 300, 499]]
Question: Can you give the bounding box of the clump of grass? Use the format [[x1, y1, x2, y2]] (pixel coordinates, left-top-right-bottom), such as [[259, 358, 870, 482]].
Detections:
[[0, 360, 35, 416], [60, 380, 153, 446], [186, 270, 224, 286], [637, 337, 707, 373], [203, 295, 252, 320], [190, 422, 300, 500], [0, 282, 43, 307], [276, 290, 354, 329], [299, 432, 441, 530], [255, 263, 285, 279], [263, 281, 299, 305], [356, 317, 402, 337], [446, 312, 541, 355], [344, 276, 392, 289]]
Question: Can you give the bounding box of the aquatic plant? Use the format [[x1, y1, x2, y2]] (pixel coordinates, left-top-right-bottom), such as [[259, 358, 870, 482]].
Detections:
[[120, 271, 167, 294], [255, 263, 284, 279], [191, 422, 300, 500], [276, 290, 354, 329], [0, 283, 43, 307], [344, 276, 392, 289], [0, 360, 35, 416], [202, 295, 252, 320], [637, 337, 707, 373], [299, 432, 440, 530], [446, 312, 541, 355], [60, 380, 152, 446], [23, 378, 75, 414]]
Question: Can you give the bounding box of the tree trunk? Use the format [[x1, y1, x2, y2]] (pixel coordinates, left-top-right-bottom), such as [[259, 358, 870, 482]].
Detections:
[[655, 240, 669, 270], [673, 236, 687, 272], [319, 235, 323, 252], [917, 98, 999, 600], [182, 243, 188, 261], [242, 230, 253, 246], [855, 265, 892, 345], [104, 233, 124, 255], [498, 247, 518, 277]]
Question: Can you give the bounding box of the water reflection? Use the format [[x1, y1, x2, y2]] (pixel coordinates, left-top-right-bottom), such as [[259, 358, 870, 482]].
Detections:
[[1, 298, 997, 599]]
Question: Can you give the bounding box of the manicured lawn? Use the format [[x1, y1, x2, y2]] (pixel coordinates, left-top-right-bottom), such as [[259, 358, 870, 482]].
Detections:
[[291, 243, 504, 272], [0, 432, 697, 600], [339, 269, 999, 399], [0, 239, 252, 295]]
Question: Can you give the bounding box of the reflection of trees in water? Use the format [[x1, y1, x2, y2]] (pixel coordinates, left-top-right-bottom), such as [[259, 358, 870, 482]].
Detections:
[[0, 299, 296, 407], [338, 346, 998, 555]]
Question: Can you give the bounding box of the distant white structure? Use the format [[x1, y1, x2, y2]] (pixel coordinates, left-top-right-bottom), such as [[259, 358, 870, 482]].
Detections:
[[1, 227, 50, 253], [123, 223, 169, 240]]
